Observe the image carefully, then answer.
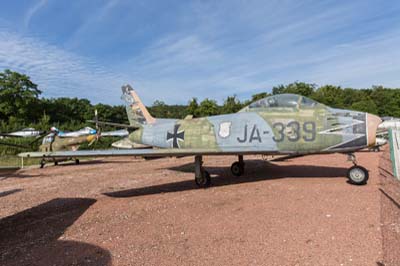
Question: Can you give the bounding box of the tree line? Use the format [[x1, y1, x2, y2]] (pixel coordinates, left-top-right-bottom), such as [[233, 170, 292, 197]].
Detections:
[[1, 69, 400, 134]]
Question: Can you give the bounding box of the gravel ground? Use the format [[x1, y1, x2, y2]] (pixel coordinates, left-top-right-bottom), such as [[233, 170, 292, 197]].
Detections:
[[0, 150, 392, 266], [379, 148, 400, 266]]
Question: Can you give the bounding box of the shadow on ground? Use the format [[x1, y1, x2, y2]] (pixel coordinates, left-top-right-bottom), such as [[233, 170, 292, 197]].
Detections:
[[56, 158, 136, 167], [105, 161, 347, 198], [0, 172, 42, 180], [0, 189, 22, 198], [0, 198, 111, 266], [380, 188, 400, 209]]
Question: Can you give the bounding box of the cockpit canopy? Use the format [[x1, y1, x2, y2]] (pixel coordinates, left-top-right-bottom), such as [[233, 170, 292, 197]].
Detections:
[[241, 94, 321, 112]]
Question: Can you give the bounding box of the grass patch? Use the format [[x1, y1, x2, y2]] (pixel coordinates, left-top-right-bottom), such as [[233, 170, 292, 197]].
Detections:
[[0, 155, 42, 168]]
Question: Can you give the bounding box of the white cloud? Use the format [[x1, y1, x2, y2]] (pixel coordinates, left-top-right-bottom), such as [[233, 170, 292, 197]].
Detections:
[[117, 1, 400, 103], [66, 0, 120, 49], [2, 0, 400, 105], [0, 30, 128, 103], [24, 0, 48, 28]]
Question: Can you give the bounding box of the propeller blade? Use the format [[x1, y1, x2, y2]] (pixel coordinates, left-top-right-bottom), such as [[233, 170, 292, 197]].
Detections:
[[88, 139, 96, 146], [95, 109, 99, 130]]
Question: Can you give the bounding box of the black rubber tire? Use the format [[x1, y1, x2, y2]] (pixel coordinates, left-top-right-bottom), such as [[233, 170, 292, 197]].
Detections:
[[195, 170, 211, 188], [347, 165, 369, 185], [231, 162, 244, 176], [40, 159, 45, 169], [54, 161, 58, 166], [75, 159, 80, 165]]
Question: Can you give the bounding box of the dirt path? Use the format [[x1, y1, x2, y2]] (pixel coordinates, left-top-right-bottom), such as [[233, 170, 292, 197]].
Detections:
[[0, 152, 385, 265]]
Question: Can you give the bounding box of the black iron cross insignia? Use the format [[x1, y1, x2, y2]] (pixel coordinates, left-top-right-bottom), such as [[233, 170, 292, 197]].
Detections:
[[167, 124, 185, 148]]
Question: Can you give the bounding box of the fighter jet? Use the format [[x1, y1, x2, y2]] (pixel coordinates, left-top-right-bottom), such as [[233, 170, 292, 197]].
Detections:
[[369, 137, 387, 152], [20, 85, 382, 186], [367, 117, 399, 151], [0, 128, 44, 138], [378, 118, 400, 132]]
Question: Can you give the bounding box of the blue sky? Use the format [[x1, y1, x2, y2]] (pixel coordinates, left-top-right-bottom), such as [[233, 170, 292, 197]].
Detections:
[[0, 0, 400, 105]]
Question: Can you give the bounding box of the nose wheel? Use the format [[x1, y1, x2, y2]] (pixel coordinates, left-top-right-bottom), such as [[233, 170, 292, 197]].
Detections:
[[347, 165, 369, 185], [346, 153, 369, 185]]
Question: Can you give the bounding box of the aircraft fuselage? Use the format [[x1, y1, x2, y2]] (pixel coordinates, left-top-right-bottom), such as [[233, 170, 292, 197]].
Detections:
[[129, 106, 380, 154]]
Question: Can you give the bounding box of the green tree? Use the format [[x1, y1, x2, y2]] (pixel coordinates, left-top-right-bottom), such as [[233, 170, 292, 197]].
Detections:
[[313, 85, 344, 108], [198, 98, 218, 117], [187, 98, 200, 117], [221, 95, 242, 114], [149, 100, 167, 118], [249, 92, 269, 103], [370, 86, 400, 117], [272, 82, 315, 96], [351, 100, 378, 114], [37, 112, 51, 131], [0, 69, 42, 123]]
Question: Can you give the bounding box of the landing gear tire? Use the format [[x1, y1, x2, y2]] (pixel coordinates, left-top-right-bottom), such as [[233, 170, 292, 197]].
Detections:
[[54, 161, 58, 166], [195, 170, 211, 188], [231, 162, 244, 176], [75, 159, 80, 165], [40, 159, 45, 169], [347, 165, 369, 185]]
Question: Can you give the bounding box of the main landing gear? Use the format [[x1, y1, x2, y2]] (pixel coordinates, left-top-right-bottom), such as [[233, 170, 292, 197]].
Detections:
[[193, 155, 246, 188], [231, 155, 245, 176], [40, 158, 46, 169], [39, 158, 80, 169], [194, 155, 211, 188], [346, 153, 369, 185]]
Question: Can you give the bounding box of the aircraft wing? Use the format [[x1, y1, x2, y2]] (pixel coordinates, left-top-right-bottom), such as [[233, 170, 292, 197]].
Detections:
[[0, 133, 20, 137], [18, 148, 279, 158], [100, 129, 129, 137], [87, 120, 139, 130]]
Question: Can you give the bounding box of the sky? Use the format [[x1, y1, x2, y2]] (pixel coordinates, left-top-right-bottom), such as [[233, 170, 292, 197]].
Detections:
[[0, 0, 400, 105]]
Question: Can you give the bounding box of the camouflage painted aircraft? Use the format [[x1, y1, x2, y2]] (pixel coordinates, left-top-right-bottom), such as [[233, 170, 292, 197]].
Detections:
[[35, 125, 132, 167], [36, 127, 99, 167], [20, 85, 382, 186]]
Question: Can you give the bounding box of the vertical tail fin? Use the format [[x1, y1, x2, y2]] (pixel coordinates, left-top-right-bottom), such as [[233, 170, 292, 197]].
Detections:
[[121, 84, 156, 127]]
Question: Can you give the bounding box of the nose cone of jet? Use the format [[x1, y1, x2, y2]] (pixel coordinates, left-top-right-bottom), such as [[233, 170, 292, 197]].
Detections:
[[367, 113, 382, 147]]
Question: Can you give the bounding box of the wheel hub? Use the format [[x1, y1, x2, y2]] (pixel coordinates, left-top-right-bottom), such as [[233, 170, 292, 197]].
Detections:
[[350, 168, 365, 182]]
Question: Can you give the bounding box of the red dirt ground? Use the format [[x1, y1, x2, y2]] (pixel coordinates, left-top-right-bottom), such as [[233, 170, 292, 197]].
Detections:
[[0, 150, 396, 266], [379, 148, 400, 266]]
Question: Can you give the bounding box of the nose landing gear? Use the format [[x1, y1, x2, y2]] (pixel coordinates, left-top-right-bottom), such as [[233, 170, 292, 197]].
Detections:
[[346, 153, 369, 185]]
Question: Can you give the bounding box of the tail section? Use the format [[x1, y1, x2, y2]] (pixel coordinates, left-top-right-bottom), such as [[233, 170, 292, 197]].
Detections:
[[121, 84, 156, 126]]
